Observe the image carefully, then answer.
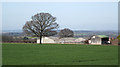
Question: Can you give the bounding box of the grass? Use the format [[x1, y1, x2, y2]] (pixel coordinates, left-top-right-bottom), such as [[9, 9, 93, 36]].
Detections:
[[2, 43, 118, 65]]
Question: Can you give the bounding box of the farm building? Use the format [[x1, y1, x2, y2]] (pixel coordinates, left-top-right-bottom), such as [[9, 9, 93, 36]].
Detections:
[[59, 38, 76, 44], [37, 37, 86, 44], [59, 37, 86, 44], [88, 35, 110, 45], [37, 37, 59, 44]]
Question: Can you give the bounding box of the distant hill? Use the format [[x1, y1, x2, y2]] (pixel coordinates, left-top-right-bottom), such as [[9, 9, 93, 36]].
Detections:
[[2, 30, 118, 38], [2, 30, 23, 33]]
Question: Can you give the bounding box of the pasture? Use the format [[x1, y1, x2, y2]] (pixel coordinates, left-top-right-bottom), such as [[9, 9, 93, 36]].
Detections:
[[2, 43, 118, 65]]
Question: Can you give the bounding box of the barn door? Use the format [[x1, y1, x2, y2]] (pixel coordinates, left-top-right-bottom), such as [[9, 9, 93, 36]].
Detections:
[[101, 38, 109, 44]]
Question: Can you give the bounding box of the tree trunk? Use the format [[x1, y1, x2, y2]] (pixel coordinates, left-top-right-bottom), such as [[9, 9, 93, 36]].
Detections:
[[39, 36, 42, 44]]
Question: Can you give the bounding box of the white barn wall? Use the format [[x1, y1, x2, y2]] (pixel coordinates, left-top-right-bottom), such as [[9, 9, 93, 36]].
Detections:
[[91, 38, 102, 45], [37, 37, 55, 44]]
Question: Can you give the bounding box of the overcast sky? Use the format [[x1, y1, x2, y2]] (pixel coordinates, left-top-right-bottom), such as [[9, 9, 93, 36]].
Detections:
[[2, 2, 118, 31]]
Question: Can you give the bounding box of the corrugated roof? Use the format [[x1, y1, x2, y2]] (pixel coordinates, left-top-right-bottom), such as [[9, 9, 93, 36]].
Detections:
[[97, 35, 108, 38]]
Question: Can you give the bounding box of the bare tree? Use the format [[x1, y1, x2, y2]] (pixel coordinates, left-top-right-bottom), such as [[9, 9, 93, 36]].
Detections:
[[59, 28, 74, 38], [23, 13, 59, 44]]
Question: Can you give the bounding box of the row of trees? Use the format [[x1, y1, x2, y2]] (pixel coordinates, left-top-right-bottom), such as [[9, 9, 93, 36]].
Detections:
[[2, 35, 23, 42], [2, 35, 37, 43], [23, 13, 74, 44]]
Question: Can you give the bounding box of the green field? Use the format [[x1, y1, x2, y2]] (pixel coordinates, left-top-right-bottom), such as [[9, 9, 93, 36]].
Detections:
[[2, 43, 118, 65]]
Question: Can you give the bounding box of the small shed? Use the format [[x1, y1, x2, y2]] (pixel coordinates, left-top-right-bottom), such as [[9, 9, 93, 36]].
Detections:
[[89, 35, 110, 45]]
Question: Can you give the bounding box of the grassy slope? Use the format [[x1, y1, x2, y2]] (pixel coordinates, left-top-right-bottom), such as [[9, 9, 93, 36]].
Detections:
[[2, 43, 118, 65]]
